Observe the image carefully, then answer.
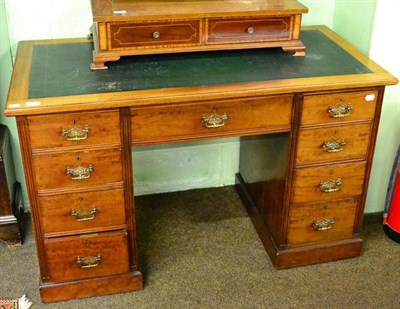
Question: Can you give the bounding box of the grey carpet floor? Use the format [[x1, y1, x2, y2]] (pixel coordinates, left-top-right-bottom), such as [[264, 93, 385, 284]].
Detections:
[[1, 186, 399, 308]]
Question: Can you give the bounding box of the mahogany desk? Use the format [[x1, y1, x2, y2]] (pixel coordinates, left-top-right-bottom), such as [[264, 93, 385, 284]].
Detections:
[[4, 26, 398, 302]]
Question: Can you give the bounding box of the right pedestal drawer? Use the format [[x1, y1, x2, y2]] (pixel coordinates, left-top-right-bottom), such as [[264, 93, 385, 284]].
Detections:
[[292, 161, 367, 204], [296, 123, 372, 164], [287, 198, 359, 246], [301, 90, 378, 125]]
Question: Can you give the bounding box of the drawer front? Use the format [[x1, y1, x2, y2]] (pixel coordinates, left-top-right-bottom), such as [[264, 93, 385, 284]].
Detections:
[[33, 148, 123, 190], [287, 198, 358, 246], [28, 110, 121, 149], [292, 161, 366, 204], [131, 95, 293, 144], [109, 20, 201, 49], [206, 17, 292, 44], [296, 123, 372, 163], [45, 231, 129, 282], [39, 188, 126, 235], [301, 90, 378, 125]]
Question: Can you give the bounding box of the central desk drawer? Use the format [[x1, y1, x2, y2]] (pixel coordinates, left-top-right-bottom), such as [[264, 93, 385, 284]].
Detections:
[[33, 148, 123, 191], [131, 96, 293, 144], [206, 17, 292, 44], [39, 188, 126, 235], [44, 230, 130, 282]]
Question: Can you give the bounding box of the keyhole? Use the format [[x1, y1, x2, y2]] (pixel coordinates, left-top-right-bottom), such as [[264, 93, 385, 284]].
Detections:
[[73, 119, 76, 125], [76, 156, 80, 161], [80, 197, 84, 202]]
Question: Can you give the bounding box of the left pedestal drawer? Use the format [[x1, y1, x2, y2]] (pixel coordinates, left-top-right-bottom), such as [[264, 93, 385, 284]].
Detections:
[[44, 230, 130, 283], [33, 148, 123, 191], [39, 187, 126, 236]]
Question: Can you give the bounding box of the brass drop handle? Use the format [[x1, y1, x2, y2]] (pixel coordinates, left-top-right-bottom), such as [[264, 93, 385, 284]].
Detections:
[[152, 31, 160, 39], [61, 126, 90, 141], [247, 27, 255, 34], [71, 207, 97, 222], [66, 164, 94, 180], [319, 178, 342, 193], [322, 139, 346, 153], [201, 110, 228, 128], [328, 101, 353, 118], [76, 254, 101, 268], [312, 218, 335, 231]]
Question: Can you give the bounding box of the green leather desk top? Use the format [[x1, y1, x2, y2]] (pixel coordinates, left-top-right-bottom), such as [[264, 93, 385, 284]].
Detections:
[[28, 29, 371, 99]]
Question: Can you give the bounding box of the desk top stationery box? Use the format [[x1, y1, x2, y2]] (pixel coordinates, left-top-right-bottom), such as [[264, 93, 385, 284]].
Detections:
[[89, 0, 308, 69]]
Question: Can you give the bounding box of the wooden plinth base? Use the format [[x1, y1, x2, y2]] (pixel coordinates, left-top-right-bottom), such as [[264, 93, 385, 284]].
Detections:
[[40, 271, 143, 303], [235, 173, 362, 269]]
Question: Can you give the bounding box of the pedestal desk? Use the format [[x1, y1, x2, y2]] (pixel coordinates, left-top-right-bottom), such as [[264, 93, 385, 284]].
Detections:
[[4, 26, 398, 303]]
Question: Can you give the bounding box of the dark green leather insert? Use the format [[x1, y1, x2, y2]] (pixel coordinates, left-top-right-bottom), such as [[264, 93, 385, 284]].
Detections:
[[28, 30, 371, 99]]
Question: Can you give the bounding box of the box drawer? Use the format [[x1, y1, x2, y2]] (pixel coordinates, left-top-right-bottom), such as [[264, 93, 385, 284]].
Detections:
[[301, 90, 378, 125], [206, 17, 292, 44], [131, 95, 293, 144], [109, 20, 201, 50], [33, 148, 123, 191], [28, 110, 121, 149], [287, 198, 358, 246], [44, 230, 130, 282], [296, 123, 372, 164], [292, 161, 366, 204], [39, 188, 126, 235]]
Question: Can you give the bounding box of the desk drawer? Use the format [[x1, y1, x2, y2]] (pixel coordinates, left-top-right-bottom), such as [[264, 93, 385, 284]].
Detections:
[[292, 161, 366, 204], [301, 90, 378, 125], [206, 17, 292, 44], [131, 95, 293, 144], [39, 188, 126, 235], [28, 110, 121, 149], [287, 198, 358, 246], [109, 20, 201, 50], [33, 148, 123, 191], [296, 123, 372, 164], [44, 230, 129, 282]]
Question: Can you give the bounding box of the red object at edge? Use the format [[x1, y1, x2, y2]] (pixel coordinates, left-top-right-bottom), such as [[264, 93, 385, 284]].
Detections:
[[387, 168, 400, 233]]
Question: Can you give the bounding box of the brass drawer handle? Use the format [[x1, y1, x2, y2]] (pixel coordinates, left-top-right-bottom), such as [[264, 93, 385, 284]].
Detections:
[[322, 139, 346, 152], [247, 27, 255, 34], [328, 101, 353, 118], [201, 110, 228, 128], [312, 218, 335, 231], [76, 254, 101, 268], [152, 31, 160, 39], [319, 178, 342, 192], [66, 164, 94, 180], [61, 126, 90, 141], [71, 207, 97, 221]]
